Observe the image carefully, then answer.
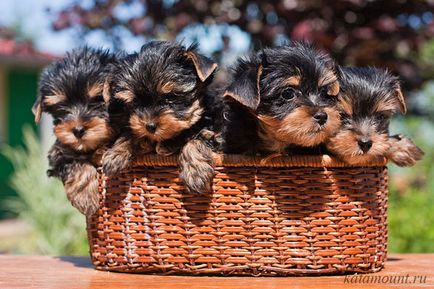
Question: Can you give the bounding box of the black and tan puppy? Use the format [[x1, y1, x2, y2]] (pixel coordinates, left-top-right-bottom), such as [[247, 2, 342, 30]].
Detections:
[[103, 41, 218, 194], [33, 47, 117, 215], [326, 66, 424, 166], [221, 42, 341, 155]]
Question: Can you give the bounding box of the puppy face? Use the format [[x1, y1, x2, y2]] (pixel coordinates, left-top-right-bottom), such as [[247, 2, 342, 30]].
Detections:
[[110, 41, 217, 142], [33, 47, 115, 152], [224, 42, 340, 151], [327, 67, 407, 164]]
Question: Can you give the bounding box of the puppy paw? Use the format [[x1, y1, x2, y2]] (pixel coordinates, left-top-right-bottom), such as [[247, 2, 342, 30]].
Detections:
[[179, 139, 215, 194], [387, 135, 424, 167], [64, 163, 99, 216], [102, 138, 132, 176], [102, 149, 130, 176]]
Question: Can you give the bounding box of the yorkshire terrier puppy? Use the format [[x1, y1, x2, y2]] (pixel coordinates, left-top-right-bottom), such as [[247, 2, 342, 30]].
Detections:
[[221, 42, 341, 155], [33, 47, 117, 215], [326, 66, 424, 166], [103, 41, 218, 194]]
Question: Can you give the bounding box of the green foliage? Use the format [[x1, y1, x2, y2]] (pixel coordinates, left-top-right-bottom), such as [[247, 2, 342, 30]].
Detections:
[[1, 126, 88, 255], [388, 98, 434, 252], [419, 39, 434, 78], [389, 187, 434, 252]]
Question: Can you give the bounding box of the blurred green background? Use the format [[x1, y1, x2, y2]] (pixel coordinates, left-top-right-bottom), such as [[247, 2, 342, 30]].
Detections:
[[0, 0, 433, 256]]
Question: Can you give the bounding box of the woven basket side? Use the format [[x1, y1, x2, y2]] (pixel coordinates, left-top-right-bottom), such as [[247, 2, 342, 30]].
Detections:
[[87, 161, 388, 276], [132, 154, 388, 168]]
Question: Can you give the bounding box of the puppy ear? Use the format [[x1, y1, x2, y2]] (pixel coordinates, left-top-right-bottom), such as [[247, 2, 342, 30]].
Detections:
[[393, 84, 407, 114], [224, 64, 263, 110], [32, 96, 42, 124], [185, 51, 217, 82]]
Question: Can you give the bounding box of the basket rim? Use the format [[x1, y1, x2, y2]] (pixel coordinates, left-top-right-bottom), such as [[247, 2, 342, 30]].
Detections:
[[130, 154, 388, 168]]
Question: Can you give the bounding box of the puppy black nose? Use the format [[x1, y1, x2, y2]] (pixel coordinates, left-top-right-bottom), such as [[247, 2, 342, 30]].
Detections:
[[313, 111, 328, 125], [146, 123, 157, 133], [72, 126, 85, 138], [358, 138, 373, 153]]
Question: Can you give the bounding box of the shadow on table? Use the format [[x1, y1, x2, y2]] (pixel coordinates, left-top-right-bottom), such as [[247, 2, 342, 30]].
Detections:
[[56, 256, 93, 268]]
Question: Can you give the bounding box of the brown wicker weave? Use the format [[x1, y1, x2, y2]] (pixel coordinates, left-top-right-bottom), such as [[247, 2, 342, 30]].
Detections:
[[87, 154, 388, 276]]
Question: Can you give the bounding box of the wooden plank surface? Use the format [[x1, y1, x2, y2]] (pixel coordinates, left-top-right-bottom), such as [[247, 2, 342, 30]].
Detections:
[[0, 254, 433, 289]]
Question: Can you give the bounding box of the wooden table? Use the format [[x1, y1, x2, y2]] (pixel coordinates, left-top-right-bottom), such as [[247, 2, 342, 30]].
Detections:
[[0, 254, 433, 289]]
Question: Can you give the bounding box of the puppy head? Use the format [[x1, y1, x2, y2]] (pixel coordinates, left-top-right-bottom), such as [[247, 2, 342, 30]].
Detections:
[[34, 47, 116, 152], [110, 41, 217, 142], [327, 66, 407, 164], [224, 41, 340, 149]]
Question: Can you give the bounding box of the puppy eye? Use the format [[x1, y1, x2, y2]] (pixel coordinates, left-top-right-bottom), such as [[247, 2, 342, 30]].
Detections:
[[53, 118, 61, 125], [164, 93, 178, 103], [319, 86, 329, 97], [376, 113, 389, 121], [281, 87, 300, 100], [340, 112, 352, 124], [340, 112, 349, 119], [91, 95, 104, 103]]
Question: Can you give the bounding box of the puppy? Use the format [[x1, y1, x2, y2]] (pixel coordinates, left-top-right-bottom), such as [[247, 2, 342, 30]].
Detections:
[[326, 66, 424, 166], [33, 47, 117, 215], [103, 41, 218, 194], [221, 42, 341, 155]]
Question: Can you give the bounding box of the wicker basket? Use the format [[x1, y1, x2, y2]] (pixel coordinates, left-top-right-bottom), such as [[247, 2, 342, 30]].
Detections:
[[87, 154, 388, 276]]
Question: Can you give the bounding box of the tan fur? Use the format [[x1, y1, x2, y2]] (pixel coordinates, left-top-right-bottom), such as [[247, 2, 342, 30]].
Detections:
[[179, 139, 215, 193], [282, 75, 301, 87], [88, 83, 103, 98], [338, 94, 353, 115], [257, 64, 263, 97], [115, 90, 135, 103], [54, 117, 111, 152], [63, 162, 99, 216], [374, 90, 407, 114], [326, 130, 390, 165], [318, 70, 339, 96], [155, 142, 176, 156], [129, 100, 203, 141], [319, 70, 337, 87], [43, 93, 66, 106], [185, 51, 218, 82], [327, 80, 340, 96], [102, 80, 111, 103], [158, 81, 175, 94], [258, 107, 341, 152], [386, 136, 424, 167], [32, 101, 42, 123], [102, 137, 135, 176], [91, 146, 107, 166], [394, 88, 407, 114], [139, 140, 154, 154]]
